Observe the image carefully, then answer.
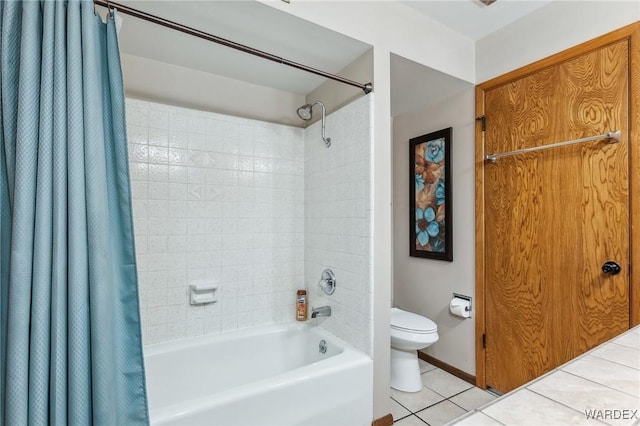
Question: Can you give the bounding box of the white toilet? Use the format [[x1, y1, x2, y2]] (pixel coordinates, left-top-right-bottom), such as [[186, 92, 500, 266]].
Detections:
[[390, 307, 439, 392]]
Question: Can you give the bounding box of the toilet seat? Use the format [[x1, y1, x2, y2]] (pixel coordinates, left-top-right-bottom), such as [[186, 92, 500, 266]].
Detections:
[[391, 308, 437, 334]]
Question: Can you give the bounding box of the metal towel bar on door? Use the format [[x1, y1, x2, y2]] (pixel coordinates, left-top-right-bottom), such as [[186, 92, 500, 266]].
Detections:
[[485, 130, 621, 163]]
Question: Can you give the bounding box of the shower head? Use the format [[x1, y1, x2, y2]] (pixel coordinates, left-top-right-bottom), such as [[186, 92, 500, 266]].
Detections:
[[297, 104, 313, 121], [296, 101, 331, 148]]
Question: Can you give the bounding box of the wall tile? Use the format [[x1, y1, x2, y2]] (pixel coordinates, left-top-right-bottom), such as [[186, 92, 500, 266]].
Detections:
[[304, 95, 373, 356], [129, 97, 372, 351], [127, 98, 304, 345]]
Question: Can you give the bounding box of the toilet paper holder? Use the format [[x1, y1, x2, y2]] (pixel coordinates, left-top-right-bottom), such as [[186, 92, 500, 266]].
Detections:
[[451, 293, 472, 319]]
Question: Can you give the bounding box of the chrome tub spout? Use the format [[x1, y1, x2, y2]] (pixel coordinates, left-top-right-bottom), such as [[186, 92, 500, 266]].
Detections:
[[311, 306, 331, 318]]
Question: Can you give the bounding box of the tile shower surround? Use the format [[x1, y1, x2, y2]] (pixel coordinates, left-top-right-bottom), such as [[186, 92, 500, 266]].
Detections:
[[126, 99, 304, 345], [125, 95, 373, 355], [303, 96, 373, 355]]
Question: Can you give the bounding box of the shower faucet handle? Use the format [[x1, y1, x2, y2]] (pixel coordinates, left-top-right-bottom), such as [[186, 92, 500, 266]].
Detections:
[[318, 269, 336, 295]]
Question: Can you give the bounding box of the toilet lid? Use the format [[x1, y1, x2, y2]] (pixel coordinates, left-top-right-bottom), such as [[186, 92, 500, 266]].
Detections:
[[391, 308, 437, 333]]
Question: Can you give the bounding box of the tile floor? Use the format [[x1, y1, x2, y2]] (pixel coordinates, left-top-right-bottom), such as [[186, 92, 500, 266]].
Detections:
[[391, 359, 498, 425], [451, 326, 640, 426], [393, 327, 640, 426]]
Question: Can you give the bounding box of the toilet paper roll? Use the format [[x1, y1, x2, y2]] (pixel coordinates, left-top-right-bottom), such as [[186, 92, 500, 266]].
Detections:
[[450, 297, 471, 319]]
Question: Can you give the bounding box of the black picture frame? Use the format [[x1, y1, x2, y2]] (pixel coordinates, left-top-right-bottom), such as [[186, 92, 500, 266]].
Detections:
[[409, 127, 453, 261]]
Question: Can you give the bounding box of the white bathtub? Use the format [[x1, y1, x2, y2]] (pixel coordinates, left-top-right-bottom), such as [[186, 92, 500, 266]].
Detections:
[[144, 323, 373, 425]]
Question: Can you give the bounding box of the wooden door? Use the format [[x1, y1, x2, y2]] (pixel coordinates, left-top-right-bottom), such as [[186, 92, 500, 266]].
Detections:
[[482, 40, 630, 393]]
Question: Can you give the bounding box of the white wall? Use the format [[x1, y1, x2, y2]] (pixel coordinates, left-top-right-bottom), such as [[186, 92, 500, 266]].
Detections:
[[122, 54, 306, 126], [393, 88, 476, 375], [476, 0, 640, 83], [125, 98, 305, 345], [304, 95, 373, 356]]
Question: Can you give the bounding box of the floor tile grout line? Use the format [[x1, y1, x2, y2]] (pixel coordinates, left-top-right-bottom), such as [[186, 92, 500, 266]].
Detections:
[[390, 394, 435, 414], [609, 340, 640, 351], [587, 350, 640, 371], [444, 385, 479, 400], [423, 384, 448, 399], [415, 392, 471, 414], [415, 414, 430, 425], [447, 398, 470, 412], [413, 400, 443, 415], [523, 387, 600, 418], [470, 410, 507, 426], [407, 397, 446, 415], [390, 395, 418, 420], [424, 389, 458, 411], [392, 365, 499, 425], [424, 384, 478, 401], [391, 412, 412, 422], [413, 399, 470, 426], [421, 397, 471, 414], [601, 341, 640, 351], [558, 366, 640, 399], [393, 393, 473, 423]]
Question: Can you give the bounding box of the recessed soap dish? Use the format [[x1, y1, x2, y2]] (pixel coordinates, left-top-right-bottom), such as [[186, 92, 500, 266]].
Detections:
[[190, 283, 218, 305]]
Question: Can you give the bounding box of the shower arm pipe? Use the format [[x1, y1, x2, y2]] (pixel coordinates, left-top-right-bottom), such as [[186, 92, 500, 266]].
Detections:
[[312, 101, 331, 147], [94, 0, 373, 94]]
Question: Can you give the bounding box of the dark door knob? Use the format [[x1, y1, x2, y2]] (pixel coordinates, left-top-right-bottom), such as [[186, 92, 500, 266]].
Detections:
[[602, 261, 621, 275]]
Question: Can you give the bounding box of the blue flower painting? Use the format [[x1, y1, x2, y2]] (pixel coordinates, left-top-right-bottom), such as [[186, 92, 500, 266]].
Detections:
[[415, 206, 437, 246], [410, 128, 452, 261], [415, 173, 425, 192], [436, 179, 445, 206], [425, 138, 445, 163]]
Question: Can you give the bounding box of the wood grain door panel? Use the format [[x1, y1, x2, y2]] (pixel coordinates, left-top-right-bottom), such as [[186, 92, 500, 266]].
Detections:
[[483, 40, 630, 393]]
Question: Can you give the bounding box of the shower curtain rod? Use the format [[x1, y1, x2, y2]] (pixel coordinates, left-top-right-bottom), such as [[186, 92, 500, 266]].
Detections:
[[94, 0, 373, 94]]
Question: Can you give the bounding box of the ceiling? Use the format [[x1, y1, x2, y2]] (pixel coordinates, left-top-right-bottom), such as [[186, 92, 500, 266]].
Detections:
[[109, 0, 555, 116], [401, 0, 554, 41], [390, 55, 471, 117]]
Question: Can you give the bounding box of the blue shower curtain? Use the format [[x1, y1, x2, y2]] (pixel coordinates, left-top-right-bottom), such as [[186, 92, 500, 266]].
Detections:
[[0, 1, 149, 424]]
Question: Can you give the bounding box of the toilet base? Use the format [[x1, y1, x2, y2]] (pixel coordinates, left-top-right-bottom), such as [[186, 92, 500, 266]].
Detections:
[[390, 347, 423, 392]]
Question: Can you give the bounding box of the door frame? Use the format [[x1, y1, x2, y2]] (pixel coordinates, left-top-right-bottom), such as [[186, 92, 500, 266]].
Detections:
[[475, 22, 640, 389]]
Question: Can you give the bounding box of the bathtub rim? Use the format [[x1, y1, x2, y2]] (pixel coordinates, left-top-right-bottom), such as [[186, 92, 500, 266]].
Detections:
[[143, 321, 360, 357]]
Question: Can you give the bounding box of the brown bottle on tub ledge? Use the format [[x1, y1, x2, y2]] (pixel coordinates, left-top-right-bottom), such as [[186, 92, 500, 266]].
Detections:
[[296, 289, 307, 321]]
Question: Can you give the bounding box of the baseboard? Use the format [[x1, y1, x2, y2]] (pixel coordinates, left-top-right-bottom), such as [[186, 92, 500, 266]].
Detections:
[[418, 351, 476, 386], [372, 413, 393, 426]]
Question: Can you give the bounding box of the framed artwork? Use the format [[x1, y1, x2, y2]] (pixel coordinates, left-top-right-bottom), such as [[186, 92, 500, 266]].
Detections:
[[409, 127, 453, 261]]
